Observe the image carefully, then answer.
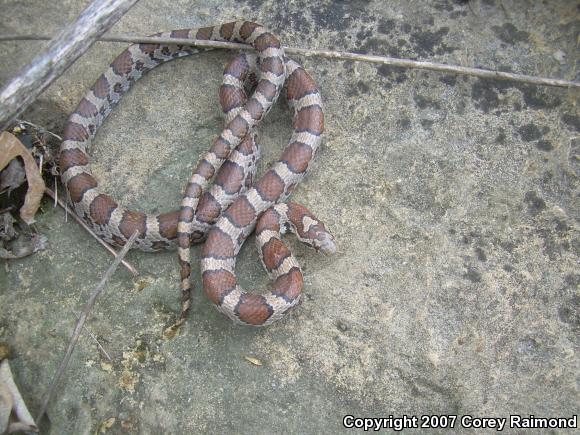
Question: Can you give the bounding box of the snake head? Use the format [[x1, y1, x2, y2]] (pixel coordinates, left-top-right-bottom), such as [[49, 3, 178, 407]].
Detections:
[[314, 231, 337, 256]]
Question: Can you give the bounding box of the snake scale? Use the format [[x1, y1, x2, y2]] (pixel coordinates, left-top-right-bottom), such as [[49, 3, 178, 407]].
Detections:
[[59, 21, 336, 326]]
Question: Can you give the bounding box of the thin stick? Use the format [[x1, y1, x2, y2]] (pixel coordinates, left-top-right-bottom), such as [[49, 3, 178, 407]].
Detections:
[[71, 311, 113, 362], [0, 0, 139, 130], [0, 34, 577, 89], [36, 230, 138, 422], [64, 184, 68, 223], [289, 47, 579, 89], [15, 119, 63, 141], [44, 187, 139, 277], [53, 177, 58, 208]]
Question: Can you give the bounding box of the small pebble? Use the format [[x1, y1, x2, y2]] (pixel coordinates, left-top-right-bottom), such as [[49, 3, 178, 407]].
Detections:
[[336, 320, 349, 332], [552, 50, 566, 65]]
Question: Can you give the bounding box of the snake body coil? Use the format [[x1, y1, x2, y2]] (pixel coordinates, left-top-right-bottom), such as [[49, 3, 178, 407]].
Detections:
[[60, 21, 335, 326]]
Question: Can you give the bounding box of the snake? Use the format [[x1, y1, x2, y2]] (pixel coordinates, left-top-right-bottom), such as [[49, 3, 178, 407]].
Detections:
[[59, 21, 336, 326]]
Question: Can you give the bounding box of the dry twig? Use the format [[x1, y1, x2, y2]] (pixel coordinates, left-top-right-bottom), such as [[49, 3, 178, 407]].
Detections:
[[15, 119, 63, 142], [0, 34, 577, 89], [36, 230, 139, 422], [0, 0, 139, 130], [71, 311, 113, 362], [44, 187, 139, 277]]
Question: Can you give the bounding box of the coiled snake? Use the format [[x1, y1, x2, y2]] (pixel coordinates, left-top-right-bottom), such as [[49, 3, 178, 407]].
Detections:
[[59, 21, 336, 327]]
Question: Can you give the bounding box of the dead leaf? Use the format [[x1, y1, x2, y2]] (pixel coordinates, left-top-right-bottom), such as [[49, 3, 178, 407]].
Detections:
[[99, 361, 114, 373], [0, 213, 17, 241], [162, 324, 180, 340], [0, 233, 47, 259], [0, 212, 46, 259], [96, 417, 116, 434], [120, 419, 134, 431], [0, 343, 11, 360], [0, 360, 38, 433], [132, 276, 153, 292], [0, 382, 12, 433], [244, 356, 263, 366], [0, 159, 26, 193], [0, 131, 46, 224]]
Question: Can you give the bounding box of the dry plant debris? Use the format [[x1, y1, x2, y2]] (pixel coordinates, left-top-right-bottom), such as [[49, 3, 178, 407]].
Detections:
[[0, 359, 38, 433], [0, 131, 45, 225], [0, 130, 49, 259]]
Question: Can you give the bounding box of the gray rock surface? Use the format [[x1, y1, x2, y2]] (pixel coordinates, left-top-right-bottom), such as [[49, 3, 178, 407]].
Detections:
[[1, 0, 578, 433]]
